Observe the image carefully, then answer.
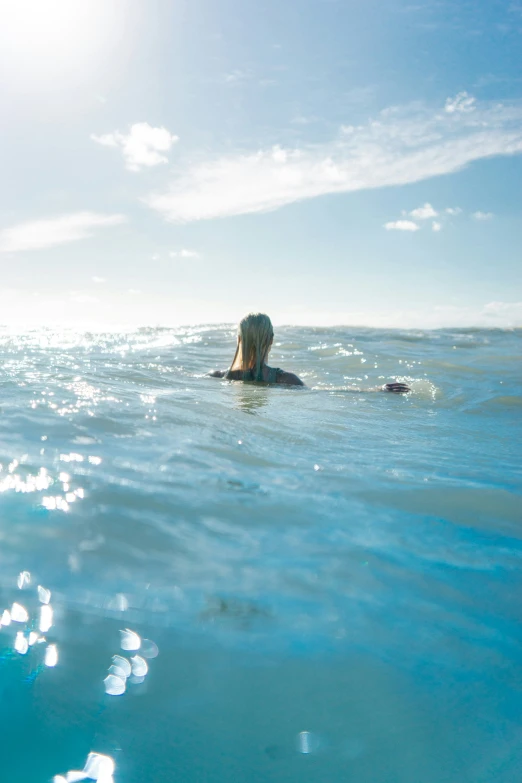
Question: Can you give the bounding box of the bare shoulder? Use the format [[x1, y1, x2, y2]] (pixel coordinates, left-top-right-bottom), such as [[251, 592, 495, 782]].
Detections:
[[208, 370, 226, 378], [276, 370, 305, 387]]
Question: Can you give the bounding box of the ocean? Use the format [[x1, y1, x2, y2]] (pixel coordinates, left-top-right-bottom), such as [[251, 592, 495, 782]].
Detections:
[[0, 324, 520, 782]]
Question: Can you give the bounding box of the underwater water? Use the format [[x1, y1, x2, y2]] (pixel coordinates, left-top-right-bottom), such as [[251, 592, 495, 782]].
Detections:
[[0, 324, 521, 783]]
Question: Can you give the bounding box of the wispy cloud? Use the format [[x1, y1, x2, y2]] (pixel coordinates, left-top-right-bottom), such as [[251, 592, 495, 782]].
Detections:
[[432, 221, 442, 231], [472, 210, 494, 220], [0, 212, 127, 253], [145, 95, 522, 223], [91, 122, 179, 172], [384, 220, 420, 232], [444, 91, 476, 114], [445, 207, 462, 215], [169, 248, 201, 259], [92, 276, 106, 284]]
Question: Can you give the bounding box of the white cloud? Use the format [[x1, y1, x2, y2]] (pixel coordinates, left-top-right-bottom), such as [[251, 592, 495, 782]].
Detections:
[[92, 276, 106, 283], [409, 202, 438, 219], [384, 220, 420, 232], [223, 70, 248, 84], [91, 122, 179, 172], [387, 204, 493, 232], [444, 91, 476, 114], [0, 212, 127, 253], [271, 145, 288, 163], [169, 248, 201, 258], [145, 95, 522, 223]]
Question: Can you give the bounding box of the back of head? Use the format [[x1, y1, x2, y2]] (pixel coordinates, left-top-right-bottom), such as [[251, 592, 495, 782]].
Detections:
[[230, 312, 274, 381]]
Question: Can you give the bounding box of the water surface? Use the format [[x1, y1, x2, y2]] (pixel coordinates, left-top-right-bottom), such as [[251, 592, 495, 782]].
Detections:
[[0, 325, 521, 782]]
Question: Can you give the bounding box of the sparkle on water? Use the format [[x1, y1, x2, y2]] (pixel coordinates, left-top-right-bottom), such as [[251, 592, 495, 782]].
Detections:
[[0, 324, 521, 782]]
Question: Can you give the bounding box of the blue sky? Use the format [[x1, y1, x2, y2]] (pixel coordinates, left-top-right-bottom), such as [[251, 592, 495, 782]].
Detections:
[[0, 0, 521, 328]]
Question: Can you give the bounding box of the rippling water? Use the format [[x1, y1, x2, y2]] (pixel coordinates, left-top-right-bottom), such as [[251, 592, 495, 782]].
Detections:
[[0, 324, 521, 782]]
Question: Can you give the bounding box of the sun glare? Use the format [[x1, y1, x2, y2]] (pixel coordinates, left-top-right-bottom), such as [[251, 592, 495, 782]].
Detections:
[[0, 0, 131, 90]]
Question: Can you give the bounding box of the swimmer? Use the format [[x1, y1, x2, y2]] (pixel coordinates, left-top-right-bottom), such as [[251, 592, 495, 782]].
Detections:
[[209, 312, 304, 385], [209, 312, 410, 392]]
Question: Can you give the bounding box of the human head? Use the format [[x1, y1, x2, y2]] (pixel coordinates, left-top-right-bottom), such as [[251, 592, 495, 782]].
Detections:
[[230, 312, 274, 381]]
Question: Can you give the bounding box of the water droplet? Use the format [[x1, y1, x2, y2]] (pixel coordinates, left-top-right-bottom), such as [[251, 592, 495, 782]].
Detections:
[[83, 752, 115, 780], [17, 571, 31, 589], [38, 585, 51, 604], [120, 628, 140, 650], [1, 609, 12, 626], [112, 655, 131, 677], [129, 674, 146, 685], [39, 604, 53, 632], [141, 639, 159, 659], [108, 593, 128, 612], [104, 674, 126, 696], [107, 664, 126, 679], [130, 655, 148, 677], [45, 644, 58, 667], [14, 631, 28, 655], [11, 602, 29, 622], [297, 731, 313, 754]]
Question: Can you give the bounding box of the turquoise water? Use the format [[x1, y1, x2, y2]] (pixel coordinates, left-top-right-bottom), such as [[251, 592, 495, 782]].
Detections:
[[0, 324, 521, 782]]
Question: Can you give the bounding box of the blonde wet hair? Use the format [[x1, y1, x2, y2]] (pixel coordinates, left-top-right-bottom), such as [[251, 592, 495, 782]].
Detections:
[[226, 313, 274, 382]]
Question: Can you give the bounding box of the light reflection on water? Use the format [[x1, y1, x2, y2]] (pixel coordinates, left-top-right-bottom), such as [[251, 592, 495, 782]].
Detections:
[[53, 751, 115, 783], [1, 572, 56, 686], [0, 325, 521, 781]]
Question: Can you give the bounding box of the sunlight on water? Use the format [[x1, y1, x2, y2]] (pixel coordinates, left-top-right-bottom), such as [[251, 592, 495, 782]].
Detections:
[[103, 631, 156, 696], [53, 751, 115, 783], [0, 324, 521, 782]]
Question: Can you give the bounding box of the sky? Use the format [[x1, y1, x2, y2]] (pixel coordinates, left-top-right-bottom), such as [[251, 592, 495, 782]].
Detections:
[[0, 0, 521, 329]]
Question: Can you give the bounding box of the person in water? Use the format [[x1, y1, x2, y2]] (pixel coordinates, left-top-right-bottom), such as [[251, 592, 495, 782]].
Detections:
[[209, 312, 303, 385], [209, 312, 410, 392]]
